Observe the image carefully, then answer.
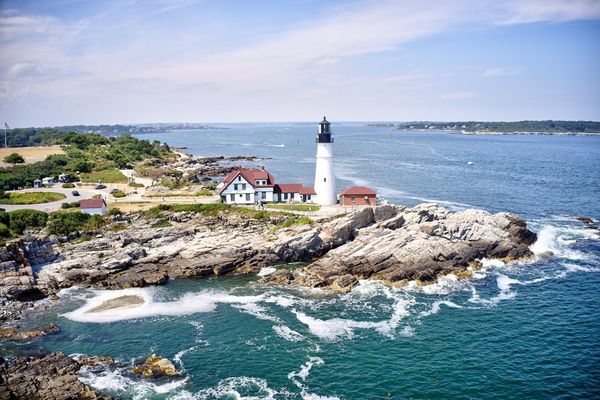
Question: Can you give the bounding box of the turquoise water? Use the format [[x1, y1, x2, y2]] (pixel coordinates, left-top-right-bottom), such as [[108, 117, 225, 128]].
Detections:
[[3, 124, 600, 399]]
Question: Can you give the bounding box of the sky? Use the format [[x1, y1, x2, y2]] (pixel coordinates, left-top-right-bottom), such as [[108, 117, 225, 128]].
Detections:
[[1, 0, 599, 127]]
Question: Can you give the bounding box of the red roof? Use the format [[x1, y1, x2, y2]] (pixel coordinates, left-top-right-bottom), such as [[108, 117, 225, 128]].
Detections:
[[299, 187, 316, 195], [219, 167, 275, 193], [274, 183, 301, 193], [340, 186, 377, 196], [274, 184, 315, 195], [80, 198, 106, 209]]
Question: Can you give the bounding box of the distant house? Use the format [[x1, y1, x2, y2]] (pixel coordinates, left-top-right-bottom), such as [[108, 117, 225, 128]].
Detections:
[[340, 186, 377, 206], [80, 198, 107, 215], [33, 179, 42, 188], [217, 167, 315, 205], [41, 177, 54, 186]]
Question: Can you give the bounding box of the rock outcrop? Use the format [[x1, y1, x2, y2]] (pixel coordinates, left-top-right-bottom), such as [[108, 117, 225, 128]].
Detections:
[[262, 203, 537, 291], [0, 353, 116, 400], [132, 354, 179, 378], [2, 203, 536, 299], [0, 324, 59, 341]]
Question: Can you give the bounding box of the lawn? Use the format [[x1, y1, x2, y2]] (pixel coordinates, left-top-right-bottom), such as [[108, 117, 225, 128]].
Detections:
[[266, 204, 321, 212], [0, 191, 66, 204], [0, 145, 64, 165], [80, 169, 128, 183]]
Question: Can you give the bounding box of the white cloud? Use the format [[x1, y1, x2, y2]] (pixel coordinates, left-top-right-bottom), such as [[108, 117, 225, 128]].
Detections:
[[1, 0, 599, 125]]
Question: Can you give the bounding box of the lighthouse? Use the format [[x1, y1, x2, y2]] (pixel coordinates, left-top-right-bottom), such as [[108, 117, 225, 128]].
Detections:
[[314, 116, 337, 205]]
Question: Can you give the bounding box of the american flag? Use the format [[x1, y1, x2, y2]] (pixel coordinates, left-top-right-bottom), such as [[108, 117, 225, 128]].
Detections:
[[3, 122, 8, 129]]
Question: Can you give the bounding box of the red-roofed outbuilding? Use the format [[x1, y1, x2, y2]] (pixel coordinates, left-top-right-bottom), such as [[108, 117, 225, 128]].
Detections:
[[340, 186, 377, 206]]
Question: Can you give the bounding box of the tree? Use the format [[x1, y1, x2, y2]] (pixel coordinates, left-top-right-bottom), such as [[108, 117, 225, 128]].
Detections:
[[4, 152, 25, 164]]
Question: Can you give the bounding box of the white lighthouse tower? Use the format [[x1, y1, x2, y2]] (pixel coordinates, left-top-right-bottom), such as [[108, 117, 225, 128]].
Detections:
[[314, 116, 337, 205]]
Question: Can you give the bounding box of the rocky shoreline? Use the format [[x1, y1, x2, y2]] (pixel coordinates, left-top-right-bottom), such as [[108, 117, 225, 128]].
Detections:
[[0, 202, 538, 398]]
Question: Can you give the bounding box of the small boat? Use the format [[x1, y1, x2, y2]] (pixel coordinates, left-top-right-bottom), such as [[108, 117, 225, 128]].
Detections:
[[467, 161, 474, 165]]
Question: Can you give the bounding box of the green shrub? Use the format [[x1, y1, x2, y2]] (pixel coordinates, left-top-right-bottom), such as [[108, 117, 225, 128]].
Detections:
[[62, 183, 75, 188], [203, 182, 217, 190], [47, 211, 102, 235], [61, 201, 80, 209], [8, 209, 48, 234], [108, 207, 122, 216], [0, 211, 9, 226], [4, 153, 25, 164], [112, 190, 126, 198], [128, 182, 144, 188], [0, 222, 11, 238]]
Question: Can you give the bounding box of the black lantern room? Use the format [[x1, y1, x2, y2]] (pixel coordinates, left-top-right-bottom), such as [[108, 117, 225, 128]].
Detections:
[[317, 116, 333, 143]]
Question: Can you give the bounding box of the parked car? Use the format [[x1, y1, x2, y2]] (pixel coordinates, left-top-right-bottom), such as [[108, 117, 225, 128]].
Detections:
[[109, 188, 119, 194], [95, 184, 106, 190], [71, 191, 80, 196]]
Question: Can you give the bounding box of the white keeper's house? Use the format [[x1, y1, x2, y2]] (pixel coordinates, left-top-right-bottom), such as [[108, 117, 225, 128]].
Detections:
[[217, 167, 316, 205]]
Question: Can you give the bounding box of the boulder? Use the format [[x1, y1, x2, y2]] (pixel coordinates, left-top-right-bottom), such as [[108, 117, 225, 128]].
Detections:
[[132, 354, 179, 378]]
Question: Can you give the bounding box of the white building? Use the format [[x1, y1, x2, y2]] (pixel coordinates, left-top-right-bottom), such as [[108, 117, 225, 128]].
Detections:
[[41, 177, 54, 186], [218, 167, 315, 205], [80, 198, 107, 215], [314, 117, 337, 205]]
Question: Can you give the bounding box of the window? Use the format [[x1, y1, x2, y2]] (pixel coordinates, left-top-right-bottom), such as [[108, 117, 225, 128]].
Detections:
[[234, 184, 238, 190], [238, 176, 241, 181], [284, 193, 288, 200], [351, 196, 356, 202], [230, 194, 235, 201], [307, 195, 311, 200], [241, 183, 247, 190], [324, 178, 326, 182], [246, 193, 251, 201], [261, 192, 266, 199]]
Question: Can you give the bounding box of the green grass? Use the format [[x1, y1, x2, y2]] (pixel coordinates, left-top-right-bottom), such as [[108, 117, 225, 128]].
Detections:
[[266, 204, 321, 212], [128, 182, 144, 188], [80, 169, 128, 183], [271, 216, 313, 232], [152, 218, 172, 228], [62, 183, 75, 188], [195, 189, 214, 196], [0, 192, 66, 205]]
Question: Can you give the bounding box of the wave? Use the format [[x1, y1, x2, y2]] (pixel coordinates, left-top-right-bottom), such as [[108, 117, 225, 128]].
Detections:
[[530, 225, 597, 261], [78, 364, 189, 400], [273, 325, 305, 342], [63, 287, 266, 323], [257, 267, 277, 277]]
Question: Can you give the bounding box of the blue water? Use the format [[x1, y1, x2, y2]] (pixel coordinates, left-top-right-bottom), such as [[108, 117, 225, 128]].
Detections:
[[3, 124, 600, 399]]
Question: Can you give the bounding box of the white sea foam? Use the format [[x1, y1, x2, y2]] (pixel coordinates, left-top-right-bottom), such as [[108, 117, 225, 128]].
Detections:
[[420, 301, 463, 317], [257, 267, 277, 277], [469, 274, 519, 306], [79, 365, 189, 399], [293, 288, 413, 341], [287, 357, 341, 400], [63, 287, 266, 323], [530, 225, 596, 261], [233, 302, 280, 322], [190, 376, 279, 400], [273, 325, 305, 342]]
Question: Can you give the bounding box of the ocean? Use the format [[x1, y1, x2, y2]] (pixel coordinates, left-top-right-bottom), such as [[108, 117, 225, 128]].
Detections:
[[4, 123, 600, 399]]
